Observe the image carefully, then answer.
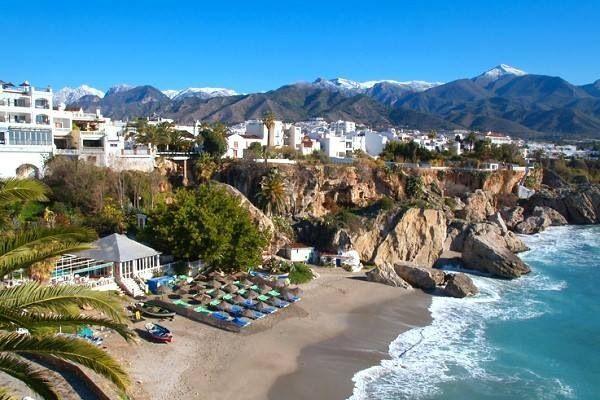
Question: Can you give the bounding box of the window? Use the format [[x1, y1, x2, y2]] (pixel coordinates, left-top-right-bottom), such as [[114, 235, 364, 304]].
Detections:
[[7, 129, 52, 146]]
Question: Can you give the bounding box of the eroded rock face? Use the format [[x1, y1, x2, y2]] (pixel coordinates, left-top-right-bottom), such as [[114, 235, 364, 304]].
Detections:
[[532, 206, 567, 226], [500, 206, 525, 229], [526, 185, 600, 225], [444, 273, 478, 298], [373, 209, 447, 268], [456, 190, 496, 222], [462, 228, 530, 279], [393, 262, 445, 291], [366, 264, 412, 289]]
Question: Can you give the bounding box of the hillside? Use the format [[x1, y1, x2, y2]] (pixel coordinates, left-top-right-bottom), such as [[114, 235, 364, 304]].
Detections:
[[68, 66, 600, 139]]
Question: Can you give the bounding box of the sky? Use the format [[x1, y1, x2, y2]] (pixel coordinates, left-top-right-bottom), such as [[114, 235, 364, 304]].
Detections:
[[3, 0, 599, 93]]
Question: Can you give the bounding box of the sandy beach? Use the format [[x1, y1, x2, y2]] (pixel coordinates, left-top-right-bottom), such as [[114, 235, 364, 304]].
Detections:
[[104, 268, 431, 400]]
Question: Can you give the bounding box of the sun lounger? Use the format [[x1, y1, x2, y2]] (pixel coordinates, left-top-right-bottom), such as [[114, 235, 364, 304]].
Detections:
[[173, 299, 191, 307], [194, 306, 213, 315], [238, 288, 247, 295], [257, 295, 270, 302], [212, 311, 233, 321], [232, 317, 251, 328], [268, 297, 290, 308], [209, 299, 221, 307], [267, 290, 281, 297], [222, 293, 233, 301]]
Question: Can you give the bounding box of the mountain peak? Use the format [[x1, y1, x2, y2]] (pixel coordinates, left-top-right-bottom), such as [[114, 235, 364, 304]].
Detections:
[[106, 84, 134, 96], [53, 84, 104, 105], [474, 64, 527, 85], [169, 87, 238, 100]]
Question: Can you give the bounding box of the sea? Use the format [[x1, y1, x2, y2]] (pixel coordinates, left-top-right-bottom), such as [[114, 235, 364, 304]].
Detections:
[[350, 225, 600, 400]]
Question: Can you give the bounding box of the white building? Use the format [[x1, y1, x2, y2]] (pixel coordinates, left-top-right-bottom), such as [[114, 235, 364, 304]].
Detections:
[[479, 131, 513, 146], [245, 119, 284, 147], [281, 243, 315, 263], [364, 130, 390, 157], [0, 81, 54, 178], [299, 135, 321, 156]]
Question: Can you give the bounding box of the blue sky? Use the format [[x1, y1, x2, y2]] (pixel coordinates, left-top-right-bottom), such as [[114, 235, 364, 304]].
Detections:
[[3, 0, 599, 93]]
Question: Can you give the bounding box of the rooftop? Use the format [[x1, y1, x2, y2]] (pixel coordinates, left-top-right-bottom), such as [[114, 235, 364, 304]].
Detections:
[[75, 233, 160, 262]]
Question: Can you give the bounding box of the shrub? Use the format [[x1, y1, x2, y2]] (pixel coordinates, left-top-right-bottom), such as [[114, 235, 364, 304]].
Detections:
[[288, 262, 313, 284]]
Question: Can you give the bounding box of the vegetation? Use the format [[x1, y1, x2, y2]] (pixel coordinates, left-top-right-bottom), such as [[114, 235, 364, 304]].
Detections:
[[257, 168, 288, 215], [0, 179, 132, 399], [405, 175, 424, 199], [128, 119, 195, 152], [142, 184, 269, 273], [380, 141, 433, 163], [42, 157, 166, 234], [263, 259, 313, 284], [198, 123, 228, 158], [541, 158, 600, 184], [262, 112, 276, 150], [194, 153, 219, 183]]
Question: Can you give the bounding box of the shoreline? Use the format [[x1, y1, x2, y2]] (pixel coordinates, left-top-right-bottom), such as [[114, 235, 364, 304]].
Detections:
[[106, 268, 431, 400], [268, 283, 431, 400]]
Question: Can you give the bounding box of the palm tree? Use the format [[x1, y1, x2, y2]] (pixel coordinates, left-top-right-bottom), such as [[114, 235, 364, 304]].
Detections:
[[262, 112, 276, 151], [257, 168, 287, 215], [128, 119, 170, 153], [0, 179, 133, 399]]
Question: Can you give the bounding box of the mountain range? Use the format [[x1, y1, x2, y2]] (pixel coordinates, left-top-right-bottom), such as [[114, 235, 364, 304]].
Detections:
[[63, 65, 600, 139]]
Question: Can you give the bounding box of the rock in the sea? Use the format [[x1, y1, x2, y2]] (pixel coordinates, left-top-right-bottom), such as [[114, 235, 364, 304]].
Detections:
[[462, 229, 531, 279], [444, 273, 478, 298], [500, 206, 524, 229], [526, 185, 600, 225], [373, 208, 447, 268], [487, 212, 508, 234], [456, 190, 496, 222], [366, 264, 412, 289], [515, 216, 551, 234], [393, 262, 445, 291]]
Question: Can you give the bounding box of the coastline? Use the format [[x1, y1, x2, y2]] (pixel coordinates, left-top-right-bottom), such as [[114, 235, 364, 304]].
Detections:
[[107, 268, 431, 400]]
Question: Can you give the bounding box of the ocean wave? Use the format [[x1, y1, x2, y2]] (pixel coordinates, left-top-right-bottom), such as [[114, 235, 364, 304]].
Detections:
[[349, 227, 583, 400]]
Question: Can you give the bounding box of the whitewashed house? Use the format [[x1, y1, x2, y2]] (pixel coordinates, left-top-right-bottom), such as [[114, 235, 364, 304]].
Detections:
[[281, 243, 315, 263]]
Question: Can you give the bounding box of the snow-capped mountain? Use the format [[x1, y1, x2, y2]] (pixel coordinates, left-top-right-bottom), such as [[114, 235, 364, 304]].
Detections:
[[162, 89, 180, 99], [105, 84, 134, 96], [53, 84, 104, 105], [312, 77, 442, 93], [164, 87, 238, 101], [473, 64, 527, 85]]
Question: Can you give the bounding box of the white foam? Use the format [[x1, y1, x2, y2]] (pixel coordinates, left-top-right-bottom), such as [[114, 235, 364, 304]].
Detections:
[[349, 228, 580, 400]]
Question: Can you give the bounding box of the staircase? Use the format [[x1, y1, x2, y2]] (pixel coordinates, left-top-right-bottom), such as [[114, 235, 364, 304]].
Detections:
[[118, 277, 145, 298]]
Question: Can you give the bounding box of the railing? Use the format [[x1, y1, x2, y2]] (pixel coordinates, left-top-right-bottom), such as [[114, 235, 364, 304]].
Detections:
[[54, 149, 80, 155]]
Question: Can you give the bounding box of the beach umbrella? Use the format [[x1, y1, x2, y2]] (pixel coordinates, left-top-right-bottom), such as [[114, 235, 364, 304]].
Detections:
[[216, 301, 233, 312], [155, 285, 170, 295], [195, 294, 212, 305], [176, 288, 188, 296], [241, 279, 254, 288], [244, 290, 259, 299], [231, 294, 246, 305], [254, 302, 271, 312], [271, 280, 287, 289], [283, 287, 303, 297], [207, 280, 222, 289], [242, 309, 258, 319], [194, 274, 207, 281], [223, 284, 238, 294], [258, 284, 272, 294], [188, 288, 200, 295], [212, 289, 226, 299]]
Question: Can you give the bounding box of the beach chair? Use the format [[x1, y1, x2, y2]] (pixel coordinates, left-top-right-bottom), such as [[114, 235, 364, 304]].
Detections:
[[232, 317, 251, 328], [194, 306, 213, 315]]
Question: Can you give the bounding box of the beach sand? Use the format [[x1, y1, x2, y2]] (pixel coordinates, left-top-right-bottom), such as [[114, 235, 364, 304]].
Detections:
[[107, 268, 431, 400]]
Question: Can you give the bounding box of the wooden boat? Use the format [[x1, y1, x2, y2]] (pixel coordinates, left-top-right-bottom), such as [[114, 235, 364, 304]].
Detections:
[[137, 303, 176, 319], [145, 323, 172, 343]]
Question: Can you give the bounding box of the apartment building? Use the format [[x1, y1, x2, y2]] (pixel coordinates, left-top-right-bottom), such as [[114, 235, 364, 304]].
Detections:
[[0, 81, 54, 178]]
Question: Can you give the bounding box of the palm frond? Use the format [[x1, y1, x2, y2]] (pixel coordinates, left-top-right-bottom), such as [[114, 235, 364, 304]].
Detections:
[[0, 179, 50, 204], [0, 387, 19, 400], [0, 283, 128, 325], [0, 310, 133, 341], [0, 354, 58, 400], [0, 333, 130, 392], [0, 227, 96, 276]]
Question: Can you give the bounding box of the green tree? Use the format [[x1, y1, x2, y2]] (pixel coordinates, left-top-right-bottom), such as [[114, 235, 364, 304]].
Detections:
[[257, 168, 287, 215], [194, 153, 219, 183], [144, 185, 268, 273], [380, 141, 432, 163], [0, 180, 132, 399], [199, 123, 228, 157], [245, 142, 264, 159]]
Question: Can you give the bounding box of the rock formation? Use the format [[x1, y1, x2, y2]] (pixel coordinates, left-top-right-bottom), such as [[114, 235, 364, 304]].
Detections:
[[455, 189, 496, 222], [462, 226, 530, 278], [366, 264, 412, 289], [393, 262, 445, 290], [373, 209, 446, 268], [444, 273, 479, 298]]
